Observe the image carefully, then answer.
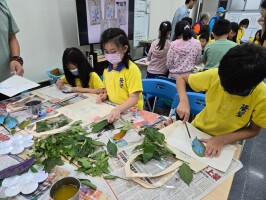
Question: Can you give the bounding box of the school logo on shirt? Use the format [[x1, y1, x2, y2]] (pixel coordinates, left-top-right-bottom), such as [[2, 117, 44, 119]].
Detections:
[[119, 78, 124, 88], [236, 104, 249, 117]]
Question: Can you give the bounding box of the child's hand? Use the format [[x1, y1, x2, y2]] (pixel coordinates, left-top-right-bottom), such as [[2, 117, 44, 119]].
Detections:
[[56, 79, 64, 89], [108, 107, 121, 123], [200, 136, 226, 158], [96, 92, 107, 103], [176, 100, 190, 122]]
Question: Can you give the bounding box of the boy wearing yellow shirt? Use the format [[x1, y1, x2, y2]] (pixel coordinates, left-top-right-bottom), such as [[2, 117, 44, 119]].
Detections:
[[176, 43, 266, 157]]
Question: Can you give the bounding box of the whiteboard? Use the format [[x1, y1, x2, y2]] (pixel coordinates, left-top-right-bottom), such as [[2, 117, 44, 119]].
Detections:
[[226, 12, 261, 42], [133, 0, 150, 47]]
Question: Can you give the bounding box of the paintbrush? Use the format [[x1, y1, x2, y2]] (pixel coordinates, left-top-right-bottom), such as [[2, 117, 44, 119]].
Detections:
[[184, 122, 191, 139]]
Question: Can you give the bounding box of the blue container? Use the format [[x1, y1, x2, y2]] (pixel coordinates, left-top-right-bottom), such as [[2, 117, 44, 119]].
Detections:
[[46, 68, 64, 84]]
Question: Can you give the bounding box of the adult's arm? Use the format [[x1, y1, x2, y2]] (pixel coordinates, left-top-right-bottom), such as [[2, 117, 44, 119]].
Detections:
[[9, 34, 24, 76]]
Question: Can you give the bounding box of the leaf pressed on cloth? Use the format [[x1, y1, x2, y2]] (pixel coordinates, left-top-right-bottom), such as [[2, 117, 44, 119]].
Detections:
[[192, 137, 206, 157], [0, 115, 7, 125], [107, 140, 117, 157], [18, 119, 32, 130], [178, 163, 193, 186], [4, 114, 19, 129]]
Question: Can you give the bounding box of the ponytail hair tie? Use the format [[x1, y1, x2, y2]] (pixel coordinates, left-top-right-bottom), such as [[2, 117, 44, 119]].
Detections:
[[184, 25, 190, 30], [163, 22, 168, 26]]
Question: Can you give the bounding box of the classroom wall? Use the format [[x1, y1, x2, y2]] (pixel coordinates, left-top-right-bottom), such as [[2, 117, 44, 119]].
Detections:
[[7, 0, 88, 82], [148, 0, 197, 40]]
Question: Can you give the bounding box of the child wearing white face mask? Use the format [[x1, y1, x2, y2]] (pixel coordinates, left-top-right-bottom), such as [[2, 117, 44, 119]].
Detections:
[[235, 18, 249, 44], [56, 47, 104, 94], [97, 28, 144, 123]]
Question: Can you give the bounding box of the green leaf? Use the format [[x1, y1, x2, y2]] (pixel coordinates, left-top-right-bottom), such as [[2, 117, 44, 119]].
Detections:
[[43, 157, 64, 172], [121, 120, 132, 131], [91, 119, 109, 133], [18, 119, 31, 130], [92, 140, 105, 146], [143, 143, 155, 164], [30, 166, 38, 173], [91, 151, 106, 160], [107, 140, 117, 157], [133, 144, 144, 151], [104, 174, 117, 180], [79, 179, 97, 190], [11, 129, 17, 134], [71, 120, 82, 126], [162, 144, 176, 156], [134, 154, 143, 162], [78, 158, 91, 169], [178, 163, 193, 186]]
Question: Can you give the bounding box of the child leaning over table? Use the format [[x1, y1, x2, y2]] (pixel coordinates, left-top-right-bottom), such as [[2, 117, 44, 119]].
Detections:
[[96, 28, 144, 123], [56, 47, 104, 94], [176, 43, 266, 158]]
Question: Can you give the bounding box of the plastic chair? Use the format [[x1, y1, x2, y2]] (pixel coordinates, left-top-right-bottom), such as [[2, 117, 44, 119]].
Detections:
[[169, 92, 206, 118], [142, 79, 177, 115]]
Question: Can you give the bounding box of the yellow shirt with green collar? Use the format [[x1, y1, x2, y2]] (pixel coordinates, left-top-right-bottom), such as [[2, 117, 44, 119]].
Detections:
[[60, 72, 104, 89], [103, 61, 144, 109], [188, 69, 266, 135]]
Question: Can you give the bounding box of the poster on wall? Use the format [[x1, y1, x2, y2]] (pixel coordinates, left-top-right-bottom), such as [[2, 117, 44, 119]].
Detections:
[[116, 1, 127, 25], [88, 0, 102, 25], [105, 0, 115, 20], [84, 0, 129, 44]]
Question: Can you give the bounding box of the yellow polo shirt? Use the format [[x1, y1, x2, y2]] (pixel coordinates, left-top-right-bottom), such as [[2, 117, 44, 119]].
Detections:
[[60, 72, 104, 89], [236, 29, 244, 44], [188, 69, 266, 135], [103, 61, 144, 109]]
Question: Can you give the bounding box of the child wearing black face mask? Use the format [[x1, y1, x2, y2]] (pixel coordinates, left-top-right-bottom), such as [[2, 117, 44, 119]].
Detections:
[[176, 43, 266, 158], [56, 47, 104, 94]]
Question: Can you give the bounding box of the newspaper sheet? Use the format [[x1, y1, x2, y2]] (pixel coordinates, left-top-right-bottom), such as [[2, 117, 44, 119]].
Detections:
[[107, 146, 243, 200]]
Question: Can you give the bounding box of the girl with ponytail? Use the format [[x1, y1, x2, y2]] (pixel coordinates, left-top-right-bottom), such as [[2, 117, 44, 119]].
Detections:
[[166, 20, 202, 79], [146, 21, 172, 78]]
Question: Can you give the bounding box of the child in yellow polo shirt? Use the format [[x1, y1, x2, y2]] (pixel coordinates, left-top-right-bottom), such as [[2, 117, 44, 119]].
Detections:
[[236, 18, 249, 44], [56, 47, 104, 94], [97, 28, 143, 123], [176, 43, 266, 158], [249, 29, 262, 45]]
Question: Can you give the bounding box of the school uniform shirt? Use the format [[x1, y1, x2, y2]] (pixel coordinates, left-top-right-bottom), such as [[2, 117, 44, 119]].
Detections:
[[188, 69, 266, 136], [248, 37, 260, 45], [166, 38, 202, 77], [147, 39, 171, 75], [103, 61, 144, 109], [0, 1, 19, 82], [236, 28, 244, 45], [60, 72, 104, 89], [202, 39, 237, 69]]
